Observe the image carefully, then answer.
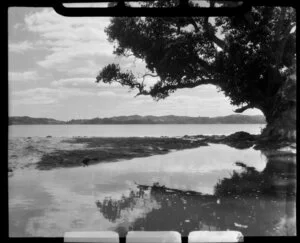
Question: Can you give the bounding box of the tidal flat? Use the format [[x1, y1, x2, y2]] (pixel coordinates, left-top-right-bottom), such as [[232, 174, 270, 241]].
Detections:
[[8, 132, 296, 173], [8, 136, 209, 172]]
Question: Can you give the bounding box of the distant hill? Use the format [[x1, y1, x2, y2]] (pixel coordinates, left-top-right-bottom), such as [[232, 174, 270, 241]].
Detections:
[[9, 116, 65, 125], [9, 115, 266, 125]]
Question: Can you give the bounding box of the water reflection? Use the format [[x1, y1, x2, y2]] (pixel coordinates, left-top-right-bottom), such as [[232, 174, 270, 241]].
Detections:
[[9, 143, 295, 237], [95, 151, 296, 236]]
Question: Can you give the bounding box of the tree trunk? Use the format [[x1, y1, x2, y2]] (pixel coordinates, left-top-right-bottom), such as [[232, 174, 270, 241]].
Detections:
[[262, 105, 296, 141], [260, 74, 296, 142]]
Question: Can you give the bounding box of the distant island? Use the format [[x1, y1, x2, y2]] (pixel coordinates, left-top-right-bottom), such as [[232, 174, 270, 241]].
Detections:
[[9, 115, 266, 125]]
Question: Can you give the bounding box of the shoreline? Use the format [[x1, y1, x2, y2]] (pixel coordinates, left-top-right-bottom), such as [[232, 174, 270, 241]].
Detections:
[[36, 136, 209, 170], [8, 132, 296, 173]]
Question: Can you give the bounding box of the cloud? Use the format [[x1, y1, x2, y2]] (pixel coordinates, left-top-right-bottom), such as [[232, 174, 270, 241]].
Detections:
[[24, 9, 113, 69], [167, 94, 225, 104], [11, 88, 58, 105], [14, 23, 22, 29], [115, 87, 239, 117], [128, 85, 227, 105], [96, 91, 118, 97], [9, 41, 34, 53], [96, 90, 135, 99], [51, 77, 96, 88], [131, 95, 226, 109], [37, 43, 114, 69], [51, 77, 122, 89], [22, 9, 148, 77], [12, 96, 57, 105], [11, 87, 94, 105], [9, 71, 39, 82]]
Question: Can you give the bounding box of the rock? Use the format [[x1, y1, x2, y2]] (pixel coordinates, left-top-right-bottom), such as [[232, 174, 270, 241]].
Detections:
[[46, 135, 52, 138], [81, 157, 90, 166], [225, 131, 257, 141], [221, 132, 258, 149], [203, 135, 226, 143]]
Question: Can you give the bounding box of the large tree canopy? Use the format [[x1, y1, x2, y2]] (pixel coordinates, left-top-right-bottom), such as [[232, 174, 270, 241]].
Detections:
[[96, 1, 296, 140]]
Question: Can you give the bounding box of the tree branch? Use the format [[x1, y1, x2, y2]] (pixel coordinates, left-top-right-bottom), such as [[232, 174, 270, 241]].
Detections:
[[209, 1, 216, 8], [203, 17, 226, 50], [234, 104, 254, 113], [142, 73, 159, 78], [142, 73, 159, 83], [243, 12, 256, 29], [276, 23, 296, 66], [193, 56, 213, 74], [275, 8, 287, 42], [135, 78, 217, 97], [189, 17, 200, 32]]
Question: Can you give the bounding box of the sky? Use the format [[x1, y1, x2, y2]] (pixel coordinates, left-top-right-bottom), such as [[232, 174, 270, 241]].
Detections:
[[8, 6, 263, 121]]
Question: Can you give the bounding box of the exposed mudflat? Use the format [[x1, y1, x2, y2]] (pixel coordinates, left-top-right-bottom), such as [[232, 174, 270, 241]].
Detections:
[[8, 132, 296, 174], [8, 136, 208, 172]]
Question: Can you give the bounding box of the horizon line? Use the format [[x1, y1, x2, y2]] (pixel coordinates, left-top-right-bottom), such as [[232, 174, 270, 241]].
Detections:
[[9, 113, 266, 122]]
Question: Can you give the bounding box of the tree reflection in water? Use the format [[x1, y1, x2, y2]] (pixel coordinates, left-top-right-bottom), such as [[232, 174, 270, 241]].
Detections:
[[95, 150, 296, 236]]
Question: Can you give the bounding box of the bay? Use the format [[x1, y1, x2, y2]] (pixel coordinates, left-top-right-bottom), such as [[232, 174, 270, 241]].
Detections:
[[9, 124, 265, 137]]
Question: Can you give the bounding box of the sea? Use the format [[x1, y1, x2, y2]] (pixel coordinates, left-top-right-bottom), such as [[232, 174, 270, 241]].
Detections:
[[9, 124, 265, 137]]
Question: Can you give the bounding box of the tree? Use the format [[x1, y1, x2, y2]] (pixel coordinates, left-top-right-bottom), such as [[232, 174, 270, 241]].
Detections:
[[96, 1, 296, 141]]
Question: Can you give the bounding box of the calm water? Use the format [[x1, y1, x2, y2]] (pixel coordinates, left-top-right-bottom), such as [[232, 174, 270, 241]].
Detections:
[[8, 124, 295, 237], [9, 124, 265, 137], [9, 140, 296, 237]]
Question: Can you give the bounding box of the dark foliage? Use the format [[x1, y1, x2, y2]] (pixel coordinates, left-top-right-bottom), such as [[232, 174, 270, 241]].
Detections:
[[96, 4, 295, 112], [96, 3, 296, 139]]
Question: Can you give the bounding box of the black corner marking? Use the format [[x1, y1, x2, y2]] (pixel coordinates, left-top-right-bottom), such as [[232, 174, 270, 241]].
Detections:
[[52, 2, 252, 17], [120, 236, 126, 243]]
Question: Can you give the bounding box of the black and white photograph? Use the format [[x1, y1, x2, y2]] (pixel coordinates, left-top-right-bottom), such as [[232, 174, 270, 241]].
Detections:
[[8, 0, 296, 239]]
